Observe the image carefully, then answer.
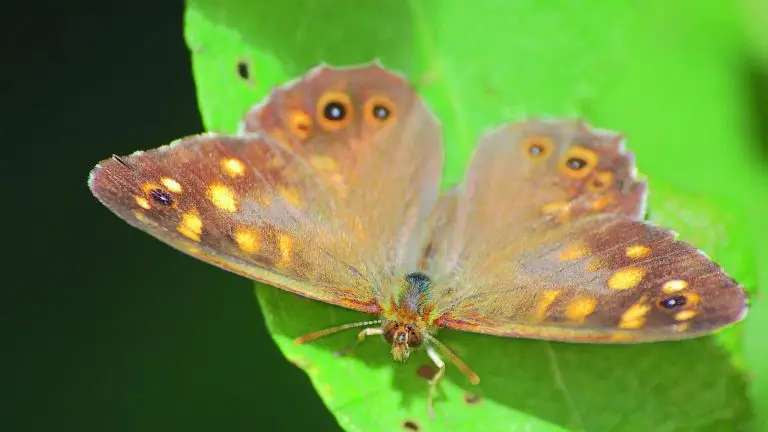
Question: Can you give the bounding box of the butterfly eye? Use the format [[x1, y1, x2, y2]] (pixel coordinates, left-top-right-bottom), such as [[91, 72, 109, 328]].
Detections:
[[324, 102, 346, 120], [522, 135, 553, 159], [149, 189, 173, 206], [141, 182, 175, 207], [373, 105, 390, 119], [316, 91, 353, 132], [566, 158, 587, 170], [659, 295, 687, 309], [287, 109, 312, 140], [363, 95, 396, 127], [657, 292, 700, 310], [559, 146, 598, 179]]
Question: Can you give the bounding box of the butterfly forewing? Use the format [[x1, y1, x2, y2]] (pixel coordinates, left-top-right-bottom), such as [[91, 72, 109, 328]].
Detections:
[[90, 134, 374, 311], [89, 64, 443, 313], [244, 63, 443, 275], [426, 120, 747, 342]]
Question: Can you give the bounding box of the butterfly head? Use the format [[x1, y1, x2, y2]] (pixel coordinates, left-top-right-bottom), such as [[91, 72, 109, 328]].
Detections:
[[383, 320, 423, 362]]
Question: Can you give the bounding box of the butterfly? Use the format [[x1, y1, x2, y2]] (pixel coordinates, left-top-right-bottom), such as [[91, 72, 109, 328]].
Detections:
[[88, 63, 748, 417]]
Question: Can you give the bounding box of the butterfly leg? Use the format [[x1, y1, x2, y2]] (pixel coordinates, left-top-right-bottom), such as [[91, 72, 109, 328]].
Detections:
[[425, 345, 445, 419], [334, 327, 384, 357]]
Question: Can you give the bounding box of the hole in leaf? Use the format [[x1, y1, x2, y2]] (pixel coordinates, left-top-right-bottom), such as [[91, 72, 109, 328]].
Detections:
[[236, 59, 254, 85], [401, 419, 420, 431]]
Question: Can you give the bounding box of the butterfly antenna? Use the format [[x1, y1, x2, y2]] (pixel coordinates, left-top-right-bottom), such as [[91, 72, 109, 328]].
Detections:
[[424, 334, 480, 385], [294, 320, 382, 345]]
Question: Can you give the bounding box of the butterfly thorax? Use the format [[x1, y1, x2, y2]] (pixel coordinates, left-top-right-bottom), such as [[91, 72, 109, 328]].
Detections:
[[382, 272, 436, 362]]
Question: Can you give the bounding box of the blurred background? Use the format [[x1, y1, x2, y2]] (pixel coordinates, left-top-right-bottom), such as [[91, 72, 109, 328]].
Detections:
[[3, 1, 338, 431], [3, 0, 767, 431]]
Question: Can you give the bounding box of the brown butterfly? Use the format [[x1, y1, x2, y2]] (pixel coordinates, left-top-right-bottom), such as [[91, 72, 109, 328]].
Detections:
[[88, 63, 748, 417]]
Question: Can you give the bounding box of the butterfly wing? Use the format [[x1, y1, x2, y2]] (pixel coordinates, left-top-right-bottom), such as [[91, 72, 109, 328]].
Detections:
[[425, 120, 747, 342], [241, 63, 443, 274], [89, 64, 443, 313]]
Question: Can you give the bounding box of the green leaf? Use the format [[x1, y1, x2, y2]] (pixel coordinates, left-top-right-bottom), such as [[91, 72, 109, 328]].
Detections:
[[184, 1, 764, 430], [744, 193, 768, 432]]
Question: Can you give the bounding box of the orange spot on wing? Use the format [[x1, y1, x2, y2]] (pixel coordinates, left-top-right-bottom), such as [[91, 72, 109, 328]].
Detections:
[[134, 196, 151, 210], [287, 109, 312, 140], [221, 158, 246, 177], [310, 156, 340, 172], [608, 268, 646, 290], [675, 310, 697, 321], [588, 171, 614, 193], [534, 290, 560, 321], [590, 196, 611, 211], [234, 227, 259, 253], [278, 234, 293, 266], [559, 244, 590, 261], [160, 177, 183, 194], [565, 297, 597, 322], [662, 279, 688, 293], [177, 211, 203, 242], [626, 244, 651, 259], [619, 297, 650, 329], [541, 200, 568, 215], [541, 200, 572, 222], [133, 211, 149, 222], [681, 292, 700, 306], [207, 183, 238, 212]]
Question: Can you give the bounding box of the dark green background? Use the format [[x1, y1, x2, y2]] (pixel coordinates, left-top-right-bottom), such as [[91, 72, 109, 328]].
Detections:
[[3, 1, 767, 431], [4, 1, 337, 431]]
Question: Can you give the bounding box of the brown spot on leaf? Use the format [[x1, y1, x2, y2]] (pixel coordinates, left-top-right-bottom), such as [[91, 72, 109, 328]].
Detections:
[[464, 391, 482, 405], [402, 419, 420, 432], [417, 364, 436, 380]]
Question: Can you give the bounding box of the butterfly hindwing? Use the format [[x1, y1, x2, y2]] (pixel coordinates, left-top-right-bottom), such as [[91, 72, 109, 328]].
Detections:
[[426, 120, 747, 342], [422, 120, 646, 277], [431, 215, 747, 342]]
